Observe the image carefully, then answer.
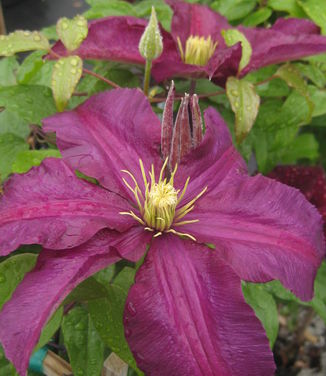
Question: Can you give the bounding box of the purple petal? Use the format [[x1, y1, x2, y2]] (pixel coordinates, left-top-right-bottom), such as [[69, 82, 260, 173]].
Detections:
[[43, 89, 161, 196], [180, 174, 325, 301], [52, 17, 146, 64], [124, 235, 275, 376], [271, 18, 320, 36], [238, 21, 326, 75], [167, 0, 229, 46], [175, 106, 247, 203], [0, 158, 132, 256], [0, 230, 121, 376], [51, 16, 175, 69]]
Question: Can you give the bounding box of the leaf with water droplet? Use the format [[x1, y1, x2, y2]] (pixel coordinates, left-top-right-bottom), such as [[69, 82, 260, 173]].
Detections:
[[226, 76, 260, 143], [0, 31, 49, 57], [0, 84, 56, 124], [56, 15, 88, 51], [52, 56, 83, 111], [62, 306, 104, 376], [222, 29, 252, 72], [88, 284, 143, 375]]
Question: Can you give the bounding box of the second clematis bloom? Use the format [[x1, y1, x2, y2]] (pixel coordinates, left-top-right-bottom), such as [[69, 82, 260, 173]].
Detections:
[[52, 0, 326, 86], [0, 87, 325, 376]]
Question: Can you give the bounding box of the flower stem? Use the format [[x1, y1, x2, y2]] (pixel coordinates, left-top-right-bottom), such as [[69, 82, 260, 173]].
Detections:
[[143, 59, 152, 96], [189, 79, 197, 96], [82, 68, 120, 89]]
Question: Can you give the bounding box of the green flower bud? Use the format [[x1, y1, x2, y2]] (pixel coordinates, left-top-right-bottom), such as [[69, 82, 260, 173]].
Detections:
[[139, 7, 163, 61]]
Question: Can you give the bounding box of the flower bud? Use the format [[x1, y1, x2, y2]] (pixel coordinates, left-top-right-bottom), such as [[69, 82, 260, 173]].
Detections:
[[139, 7, 163, 61]]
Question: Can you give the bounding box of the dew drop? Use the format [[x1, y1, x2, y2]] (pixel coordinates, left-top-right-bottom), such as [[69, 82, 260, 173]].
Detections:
[[127, 301, 137, 316], [77, 20, 85, 27], [33, 35, 41, 42], [70, 58, 78, 66], [234, 102, 239, 109], [61, 21, 69, 30], [23, 31, 31, 37], [231, 90, 239, 97], [135, 352, 145, 364], [246, 105, 251, 111], [71, 68, 77, 74], [125, 328, 132, 338]]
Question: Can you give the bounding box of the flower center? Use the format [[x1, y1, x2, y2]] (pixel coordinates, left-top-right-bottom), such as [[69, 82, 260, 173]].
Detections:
[[120, 158, 207, 240], [177, 35, 218, 66]]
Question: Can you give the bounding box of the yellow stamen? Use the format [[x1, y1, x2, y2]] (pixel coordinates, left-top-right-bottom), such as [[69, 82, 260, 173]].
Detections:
[[177, 35, 218, 66], [120, 159, 207, 242]]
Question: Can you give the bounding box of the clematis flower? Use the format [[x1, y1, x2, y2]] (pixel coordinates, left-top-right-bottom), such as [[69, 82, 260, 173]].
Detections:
[[0, 87, 325, 376], [52, 0, 326, 86], [269, 165, 326, 237]]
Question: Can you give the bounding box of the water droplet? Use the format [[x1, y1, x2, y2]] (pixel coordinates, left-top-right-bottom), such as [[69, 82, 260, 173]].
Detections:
[[71, 68, 77, 74], [125, 328, 132, 338], [70, 58, 78, 66], [246, 105, 251, 111], [7, 43, 12, 48], [231, 90, 239, 97], [23, 31, 31, 37], [33, 34, 41, 42], [61, 21, 69, 30], [135, 352, 145, 364], [234, 102, 239, 109], [77, 20, 86, 27], [0, 275, 6, 283], [127, 301, 137, 316]]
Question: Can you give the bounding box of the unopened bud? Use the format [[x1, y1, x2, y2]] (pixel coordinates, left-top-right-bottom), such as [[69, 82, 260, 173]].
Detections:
[[139, 7, 163, 61]]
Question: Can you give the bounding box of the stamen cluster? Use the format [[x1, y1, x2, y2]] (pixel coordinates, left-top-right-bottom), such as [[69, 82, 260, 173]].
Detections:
[[177, 35, 218, 66], [120, 158, 207, 240]]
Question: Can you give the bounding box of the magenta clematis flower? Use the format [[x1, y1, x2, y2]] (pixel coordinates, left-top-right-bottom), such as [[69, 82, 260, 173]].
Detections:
[[0, 88, 325, 376], [269, 165, 326, 237], [52, 0, 326, 85]]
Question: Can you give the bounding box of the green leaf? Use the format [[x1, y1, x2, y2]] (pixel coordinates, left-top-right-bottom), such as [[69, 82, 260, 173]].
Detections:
[[255, 78, 290, 98], [62, 306, 104, 376], [0, 85, 56, 125], [113, 267, 135, 292], [56, 15, 88, 51], [88, 285, 142, 374], [17, 51, 55, 88], [0, 31, 49, 57], [0, 57, 19, 87], [242, 7, 272, 26], [0, 345, 18, 375], [280, 133, 319, 163], [41, 25, 58, 41], [314, 261, 326, 303], [0, 133, 28, 180], [93, 265, 115, 287], [52, 56, 83, 111], [64, 277, 108, 305], [267, 0, 306, 17], [293, 62, 326, 88], [211, 0, 257, 21], [84, 0, 137, 19], [0, 109, 29, 138], [0, 254, 37, 310], [226, 77, 260, 143], [222, 29, 252, 72], [297, 0, 326, 34], [242, 283, 279, 348], [34, 307, 63, 352], [275, 64, 314, 121], [134, 0, 173, 31], [12, 149, 61, 174]]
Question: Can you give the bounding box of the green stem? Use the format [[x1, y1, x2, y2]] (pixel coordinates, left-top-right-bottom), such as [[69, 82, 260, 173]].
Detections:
[[144, 59, 152, 96]]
